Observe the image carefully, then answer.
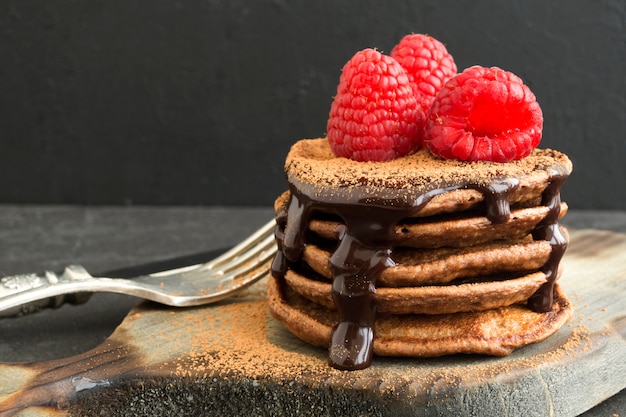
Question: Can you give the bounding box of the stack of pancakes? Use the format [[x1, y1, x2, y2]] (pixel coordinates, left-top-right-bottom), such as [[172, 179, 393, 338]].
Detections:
[[268, 139, 573, 365]]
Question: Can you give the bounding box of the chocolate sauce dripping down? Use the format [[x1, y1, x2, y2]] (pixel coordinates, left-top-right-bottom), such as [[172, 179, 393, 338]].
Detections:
[[327, 208, 401, 370], [527, 171, 569, 312], [270, 208, 288, 279], [272, 176, 537, 370], [475, 178, 520, 224]]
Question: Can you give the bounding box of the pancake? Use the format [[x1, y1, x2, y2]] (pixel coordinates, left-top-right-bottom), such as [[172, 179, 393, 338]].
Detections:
[[283, 268, 553, 315], [310, 203, 568, 249], [283, 139, 572, 218], [301, 236, 558, 287], [275, 192, 569, 250], [270, 138, 573, 370], [268, 275, 573, 357]]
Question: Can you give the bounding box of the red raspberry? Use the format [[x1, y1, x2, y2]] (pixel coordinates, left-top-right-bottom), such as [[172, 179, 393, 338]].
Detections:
[[424, 66, 543, 162], [326, 48, 422, 162], [390, 34, 457, 115]]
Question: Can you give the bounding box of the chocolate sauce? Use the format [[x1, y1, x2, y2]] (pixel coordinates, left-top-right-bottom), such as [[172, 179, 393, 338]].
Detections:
[[476, 178, 520, 224], [528, 170, 569, 312], [273, 169, 568, 370]]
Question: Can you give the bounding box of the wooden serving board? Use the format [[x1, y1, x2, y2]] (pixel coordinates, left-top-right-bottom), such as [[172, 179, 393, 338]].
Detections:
[[0, 229, 625, 417]]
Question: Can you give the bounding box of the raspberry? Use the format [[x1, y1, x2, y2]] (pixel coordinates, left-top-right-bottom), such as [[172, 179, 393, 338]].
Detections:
[[390, 34, 457, 114], [326, 48, 422, 162], [424, 66, 543, 162]]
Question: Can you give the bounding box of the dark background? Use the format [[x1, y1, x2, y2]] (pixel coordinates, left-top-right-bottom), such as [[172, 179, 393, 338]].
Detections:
[[0, 0, 624, 209]]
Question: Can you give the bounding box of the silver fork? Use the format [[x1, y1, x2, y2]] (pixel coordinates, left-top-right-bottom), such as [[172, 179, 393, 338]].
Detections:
[[0, 220, 277, 318]]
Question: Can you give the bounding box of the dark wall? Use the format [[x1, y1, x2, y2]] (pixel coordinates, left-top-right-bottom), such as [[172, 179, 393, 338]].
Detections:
[[0, 0, 624, 209]]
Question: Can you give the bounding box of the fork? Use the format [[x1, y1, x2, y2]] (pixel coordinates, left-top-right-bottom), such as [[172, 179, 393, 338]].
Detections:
[[0, 220, 277, 318]]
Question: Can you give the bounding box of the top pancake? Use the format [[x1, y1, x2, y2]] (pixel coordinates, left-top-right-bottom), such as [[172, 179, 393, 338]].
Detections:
[[285, 138, 573, 215]]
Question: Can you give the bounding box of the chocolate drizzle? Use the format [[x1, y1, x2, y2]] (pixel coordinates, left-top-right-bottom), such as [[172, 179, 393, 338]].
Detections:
[[272, 166, 570, 370], [528, 169, 570, 312]]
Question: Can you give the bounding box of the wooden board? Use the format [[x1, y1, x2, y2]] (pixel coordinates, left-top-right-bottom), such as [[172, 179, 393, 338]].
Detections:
[[0, 228, 625, 417]]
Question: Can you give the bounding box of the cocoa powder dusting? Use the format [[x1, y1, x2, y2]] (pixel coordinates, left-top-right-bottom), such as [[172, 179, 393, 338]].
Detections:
[[286, 139, 572, 194], [157, 280, 595, 399], [170, 283, 339, 385]]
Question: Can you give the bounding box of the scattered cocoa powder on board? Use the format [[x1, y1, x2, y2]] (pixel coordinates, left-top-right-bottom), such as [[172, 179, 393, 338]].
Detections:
[[159, 280, 594, 398]]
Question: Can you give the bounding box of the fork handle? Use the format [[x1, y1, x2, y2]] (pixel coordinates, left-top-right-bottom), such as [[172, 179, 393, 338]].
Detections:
[[0, 266, 93, 318]]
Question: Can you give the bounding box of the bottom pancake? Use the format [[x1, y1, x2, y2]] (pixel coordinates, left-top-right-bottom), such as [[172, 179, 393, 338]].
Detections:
[[267, 274, 573, 358]]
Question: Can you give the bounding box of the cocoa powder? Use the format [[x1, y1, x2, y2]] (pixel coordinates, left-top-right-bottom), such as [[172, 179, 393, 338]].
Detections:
[[165, 280, 593, 398], [286, 138, 572, 193]]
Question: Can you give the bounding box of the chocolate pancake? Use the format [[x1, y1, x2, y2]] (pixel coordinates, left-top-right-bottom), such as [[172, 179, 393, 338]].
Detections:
[[282, 139, 572, 219], [283, 268, 554, 315], [301, 236, 558, 287], [271, 138, 573, 370], [275, 192, 569, 250], [268, 275, 573, 357]]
